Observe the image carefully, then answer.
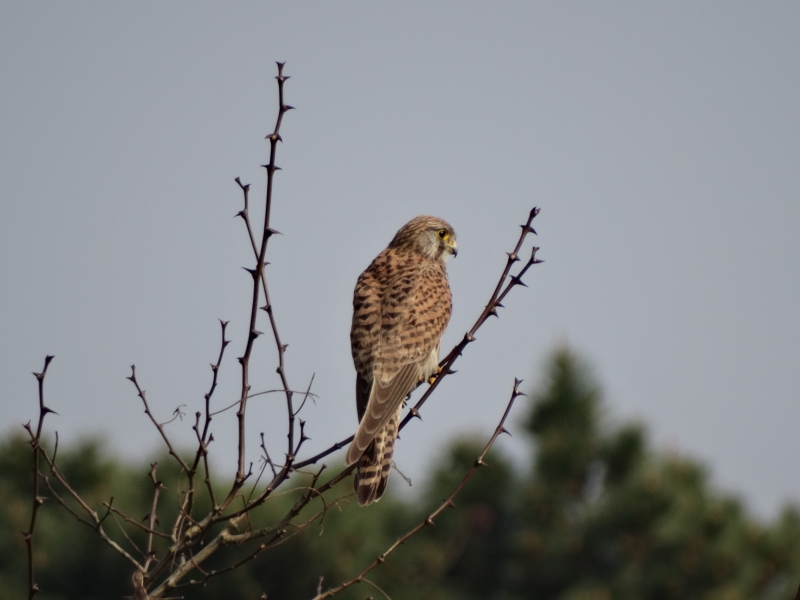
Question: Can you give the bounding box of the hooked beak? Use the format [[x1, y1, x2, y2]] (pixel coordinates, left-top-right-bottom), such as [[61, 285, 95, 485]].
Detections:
[[449, 240, 458, 258]]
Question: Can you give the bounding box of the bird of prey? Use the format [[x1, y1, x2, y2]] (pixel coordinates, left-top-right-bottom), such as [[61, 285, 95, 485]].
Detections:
[[346, 215, 457, 505]]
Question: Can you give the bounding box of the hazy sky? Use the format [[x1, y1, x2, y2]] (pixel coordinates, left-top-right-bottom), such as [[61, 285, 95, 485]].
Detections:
[[2, 3, 798, 519]]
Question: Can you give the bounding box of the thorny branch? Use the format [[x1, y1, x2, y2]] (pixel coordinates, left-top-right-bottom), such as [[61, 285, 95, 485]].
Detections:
[[22, 61, 544, 599], [144, 463, 164, 573], [233, 60, 296, 490], [127, 365, 191, 474], [22, 354, 54, 600], [312, 379, 526, 600]]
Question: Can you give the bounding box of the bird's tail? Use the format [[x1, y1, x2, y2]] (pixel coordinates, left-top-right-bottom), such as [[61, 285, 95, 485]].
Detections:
[[354, 408, 400, 506]]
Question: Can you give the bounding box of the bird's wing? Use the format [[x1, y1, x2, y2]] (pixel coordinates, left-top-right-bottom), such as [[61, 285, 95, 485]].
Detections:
[[346, 259, 451, 465]]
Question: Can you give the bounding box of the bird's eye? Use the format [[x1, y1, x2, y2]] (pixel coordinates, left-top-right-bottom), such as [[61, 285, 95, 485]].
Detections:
[[438, 229, 447, 239]]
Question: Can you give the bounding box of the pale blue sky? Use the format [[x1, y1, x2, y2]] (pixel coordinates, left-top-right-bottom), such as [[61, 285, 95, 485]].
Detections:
[[1, 2, 799, 518]]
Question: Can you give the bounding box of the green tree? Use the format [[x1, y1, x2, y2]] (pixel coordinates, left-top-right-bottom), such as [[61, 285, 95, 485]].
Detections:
[[512, 348, 800, 600], [4, 347, 800, 600]]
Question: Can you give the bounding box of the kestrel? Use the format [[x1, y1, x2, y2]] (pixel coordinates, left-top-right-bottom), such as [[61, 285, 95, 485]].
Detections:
[[346, 215, 457, 506]]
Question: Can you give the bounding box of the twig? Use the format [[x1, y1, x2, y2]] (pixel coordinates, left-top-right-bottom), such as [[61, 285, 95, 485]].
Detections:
[[127, 365, 190, 473], [312, 379, 524, 600], [209, 388, 318, 418], [391, 463, 412, 488], [22, 354, 54, 600], [294, 374, 316, 416], [171, 489, 350, 593], [232, 61, 294, 488], [400, 208, 541, 429], [102, 501, 170, 539], [362, 578, 392, 600], [185, 319, 229, 521], [37, 468, 143, 570], [145, 463, 164, 572]]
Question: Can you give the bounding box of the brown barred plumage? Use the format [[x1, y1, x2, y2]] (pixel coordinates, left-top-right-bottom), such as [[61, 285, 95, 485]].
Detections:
[[347, 216, 457, 506]]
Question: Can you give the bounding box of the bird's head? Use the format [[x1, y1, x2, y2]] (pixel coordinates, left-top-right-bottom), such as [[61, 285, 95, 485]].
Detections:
[[389, 215, 457, 262]]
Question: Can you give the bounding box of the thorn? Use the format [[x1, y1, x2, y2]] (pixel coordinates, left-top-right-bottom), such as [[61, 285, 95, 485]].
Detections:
[[510, 276, 527, 288], [283, 104, 295, 111], [264, 227, 281, 237], [235, 210, 247, 220], [488, 307, 499, 318], [260, 304, 271, 312], [280, 344, 289, 352], [409, 408, 421, 420], [265, 133, 283, 143], [250, 330, 263, 339], [242, 267, 258, 278], [521, 224, 537, 235], [506, 252, 519, 262], [499, 427, 511, 436], [529, 207, 540, 220], [42, 407, 58, 416]]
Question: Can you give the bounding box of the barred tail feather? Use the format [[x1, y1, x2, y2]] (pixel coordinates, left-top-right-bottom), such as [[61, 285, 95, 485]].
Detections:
[[354, 409, 400, 506]]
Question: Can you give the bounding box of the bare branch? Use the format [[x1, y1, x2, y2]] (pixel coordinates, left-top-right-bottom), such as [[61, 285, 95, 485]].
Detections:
[[233, 61, 294, 490], [22, 354, 54, 600], [127, 365, 190, 473], [167, 320, 230, 544], [144, 463, 165, 573], [170, 489, 350, 594], [22, 61, 544, 600], [312, 379, 524, 600], [38, 469, 143, 570], [102, 501, 171, 539], [209, 388, 319, 418]]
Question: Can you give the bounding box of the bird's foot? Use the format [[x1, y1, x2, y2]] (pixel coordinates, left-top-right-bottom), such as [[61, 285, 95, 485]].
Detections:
[[428, 366, 444, 385]]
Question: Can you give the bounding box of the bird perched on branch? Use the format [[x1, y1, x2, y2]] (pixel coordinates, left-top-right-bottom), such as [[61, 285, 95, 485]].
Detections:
[[347, 215, 457, 505]]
